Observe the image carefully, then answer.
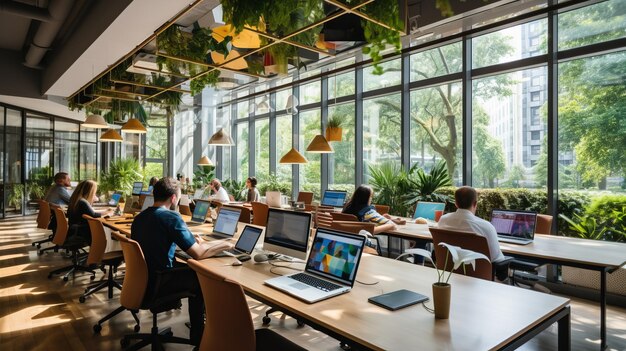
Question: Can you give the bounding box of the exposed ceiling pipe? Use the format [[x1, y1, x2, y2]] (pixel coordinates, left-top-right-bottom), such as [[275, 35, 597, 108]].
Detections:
[[23, 0, 75, 69], [0, 0, 52, 22]]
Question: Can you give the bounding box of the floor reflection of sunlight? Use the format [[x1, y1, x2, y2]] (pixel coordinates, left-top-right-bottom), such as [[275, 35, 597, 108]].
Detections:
[[0, 263, 37, 278], [0, 284, 45, 298], [0, 304, 72, 333], [0, 253, 29, 261]]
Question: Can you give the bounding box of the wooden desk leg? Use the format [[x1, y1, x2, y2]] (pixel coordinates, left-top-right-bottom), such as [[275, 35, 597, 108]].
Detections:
[[601, 269, 607, 350], [558, 306, 571, 351]]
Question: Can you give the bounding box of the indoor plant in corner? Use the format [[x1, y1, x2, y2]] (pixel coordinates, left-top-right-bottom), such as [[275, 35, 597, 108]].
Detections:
[[397, 243, 490, 319], [325, 114, 344, 142]]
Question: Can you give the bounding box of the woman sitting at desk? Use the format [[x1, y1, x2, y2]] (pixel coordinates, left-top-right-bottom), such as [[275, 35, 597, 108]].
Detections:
[[342, 185, 397, 234], [67, 180, 111, 245], [246, 177, 260, 202]]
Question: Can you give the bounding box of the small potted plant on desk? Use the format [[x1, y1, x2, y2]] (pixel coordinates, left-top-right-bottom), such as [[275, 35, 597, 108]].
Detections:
[[397, 243, 490, 319]]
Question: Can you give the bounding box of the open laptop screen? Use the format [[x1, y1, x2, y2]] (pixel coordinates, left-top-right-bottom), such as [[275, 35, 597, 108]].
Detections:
[[413, 201, 445, 220], [490, 209, 537, 240], [321, 190, 347, 208], [132, 182, 144, 196], [191, 200, 210, 223], [108, 192, 123, 206], [305, 229, 365, 287], [235, 226, 263, 254], [213, 208, 240, 237]]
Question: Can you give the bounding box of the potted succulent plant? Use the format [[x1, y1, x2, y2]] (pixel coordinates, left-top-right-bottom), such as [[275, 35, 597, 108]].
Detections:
[[397, 243, 490, 319], [325, 114, 344, 142]]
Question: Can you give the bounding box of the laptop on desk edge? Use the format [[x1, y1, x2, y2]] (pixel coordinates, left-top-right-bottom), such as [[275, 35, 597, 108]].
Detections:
[[186, 200, 211, 226], [204, 207, 241, 239], [264, 228, 366, 304], [218, 225, 263, 257], [490, 209, 537, 245]]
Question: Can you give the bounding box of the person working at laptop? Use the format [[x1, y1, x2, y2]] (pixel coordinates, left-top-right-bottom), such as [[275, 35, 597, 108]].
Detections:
[[343, 185, 397, 234], [209, 178, 230, 203], [45, 172, 71, 205], [437, 186, 506, 279], [131, 177, 219, 347]]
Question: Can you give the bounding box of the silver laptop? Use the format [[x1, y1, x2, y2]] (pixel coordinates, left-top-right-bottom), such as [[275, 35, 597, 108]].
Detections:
[[206, 207, 241, 239], [490, 209, 537, 245], [266, 191, 282, 208], [264, 228, 366, 303], [186, 200, 210, 226], [221, 225, 263, 257]]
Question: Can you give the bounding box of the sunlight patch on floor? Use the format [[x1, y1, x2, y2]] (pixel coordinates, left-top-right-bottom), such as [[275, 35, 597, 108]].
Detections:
[[0, 304, 73, 333], [0, 283, 46, 298]]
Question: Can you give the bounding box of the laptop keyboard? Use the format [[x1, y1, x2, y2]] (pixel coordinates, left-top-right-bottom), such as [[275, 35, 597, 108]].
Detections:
[[290, 273, 342, 292]]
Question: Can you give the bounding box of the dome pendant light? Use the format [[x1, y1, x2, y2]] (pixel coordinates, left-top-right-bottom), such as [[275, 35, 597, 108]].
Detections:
[[121, 118, 147, 134], [279, 147, 308, 164], [100, 129, 123, 142]]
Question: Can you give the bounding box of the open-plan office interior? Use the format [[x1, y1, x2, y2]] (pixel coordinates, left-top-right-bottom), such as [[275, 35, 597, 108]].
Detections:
[[1, 0, 625, 350]]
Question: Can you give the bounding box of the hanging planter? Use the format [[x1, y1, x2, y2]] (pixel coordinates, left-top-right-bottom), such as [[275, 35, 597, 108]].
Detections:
[[325, 114, 344, 142]]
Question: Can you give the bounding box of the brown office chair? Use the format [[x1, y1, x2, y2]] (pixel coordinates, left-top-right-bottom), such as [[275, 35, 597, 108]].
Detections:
[[510, 214, 554, 285], [313, 209, 334, 229], [79, 215, 124, 303], [251, 201, 269, 226], [374, 204, 390, 215], [47, 207, 96, 281], [179, 204, 193, 216], [296, 191, 314, 205], [224, 205, 251, 223], [138, 194, 147, 207], [39, 203, 62, 255], [187, 259, 307, 351], [111, 232, 195, 349], [429, 227, 508, 281], [330, 212, 358, 221], [330, 221, 381, 256], [32, 200, 54, 249]]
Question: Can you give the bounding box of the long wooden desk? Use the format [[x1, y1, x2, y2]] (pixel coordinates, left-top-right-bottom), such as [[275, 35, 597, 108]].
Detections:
[[385, 221, 626, 350], [197, 253, 570, 350]]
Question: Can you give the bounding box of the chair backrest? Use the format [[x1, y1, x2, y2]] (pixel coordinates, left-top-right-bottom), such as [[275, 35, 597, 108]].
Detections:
[[374, 204, 390, 215], [112, 232, 149, 310], [429, 227, 493, 281], [138, 194, 147, 206], [296, 191, 314, 205], [314, 210, 333, 229], [330, 221, 375, 235], [36, 200, 51, 229], [251, 201, 269, 226], [330, 212, 358, 222], [83, 214, 107, 265], [536, 214, 553, 235], [179, 204, 192, 216], [52, 207, 69, 246], [187, 259, 256, 351]]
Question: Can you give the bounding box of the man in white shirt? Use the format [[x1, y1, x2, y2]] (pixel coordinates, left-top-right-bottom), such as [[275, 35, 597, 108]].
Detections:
[[437, 186, 505, 265], [209, 179, 230, 203]]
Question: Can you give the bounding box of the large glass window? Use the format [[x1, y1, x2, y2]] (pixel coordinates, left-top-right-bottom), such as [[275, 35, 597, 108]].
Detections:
[[5, 109, 23, 216], [472, 19, 547, 69], [363, 94, 401, 181], [410, 41, 462, 82], [236, 123, 249, 181], [558, 1, 626, 50], [25, 116, 53, 214], [328, 71, 355, 99], [146, 118, 168, 177], [55, 121, 80, 181], [254, 119, 270, 181], [410, 82, 463, 184], [300, 80, 321, 105], [328, 102, 355, 193], [299, 109, 321, 198], [363, 59, 401, 92], [276, 114, 293, 183], [472, 67, 547, 189]]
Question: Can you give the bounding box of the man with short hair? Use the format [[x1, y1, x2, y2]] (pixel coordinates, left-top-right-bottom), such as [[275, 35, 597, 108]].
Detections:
[[131, 177, 218, 346], [209, 178, 229, 202], [437, 186, 505, 264], [45, 172, 71, 205]]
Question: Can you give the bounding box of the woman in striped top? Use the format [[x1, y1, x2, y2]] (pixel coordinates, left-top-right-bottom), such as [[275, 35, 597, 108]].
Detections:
[[342, 185, 397, 234]]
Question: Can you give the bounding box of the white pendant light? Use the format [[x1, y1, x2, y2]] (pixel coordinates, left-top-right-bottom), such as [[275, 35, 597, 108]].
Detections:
[[256, 97, 271, 114], [285, 95, 299, 115], [82, 114, 109, 129]]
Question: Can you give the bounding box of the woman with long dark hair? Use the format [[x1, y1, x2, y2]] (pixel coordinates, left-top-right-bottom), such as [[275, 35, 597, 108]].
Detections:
[[343, 185, 396, 234]]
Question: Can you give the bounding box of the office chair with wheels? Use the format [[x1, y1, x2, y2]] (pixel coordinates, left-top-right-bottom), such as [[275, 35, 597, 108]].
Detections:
[[111, 232, 195, 349], [38, 203, 63, 255], [32, 200, 53, 249], [79, 215, 124, 302], [296, 191, 314, 205], [429, 228, 512, 281], [47, 207, 96, 281], [179, 204, 193, 216], [330, 221, 382, 256], [374, 204, 390, 215], [510, 214, 553, 285], [330, 212, 358, 221], [187, 259, 307, 351]]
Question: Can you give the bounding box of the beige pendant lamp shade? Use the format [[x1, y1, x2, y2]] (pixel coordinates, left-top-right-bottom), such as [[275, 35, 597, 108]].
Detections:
[[121, 118, 147, 133], [285, 95, 298, 115], [197, 155, 214, 166], [100, 129, 123, 142], [306, 134, 334, 153], [82, 114, 109, 129], [279, 147, 308, 164], [208, 128, 234, 145]]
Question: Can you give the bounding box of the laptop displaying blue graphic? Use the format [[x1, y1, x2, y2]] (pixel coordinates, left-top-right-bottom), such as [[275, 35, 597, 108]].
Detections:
[[413, 201, 446, 220], [321, 190, 348, 208], [108, 192, 123, 206]]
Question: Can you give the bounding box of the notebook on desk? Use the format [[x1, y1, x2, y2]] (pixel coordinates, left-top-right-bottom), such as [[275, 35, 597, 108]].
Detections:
[[264, 228, 366, 303], [490, 209, 537, 245]]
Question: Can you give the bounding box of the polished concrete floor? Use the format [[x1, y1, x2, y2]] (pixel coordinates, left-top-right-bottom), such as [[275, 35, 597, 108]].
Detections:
[[1, 215, 625, 350]]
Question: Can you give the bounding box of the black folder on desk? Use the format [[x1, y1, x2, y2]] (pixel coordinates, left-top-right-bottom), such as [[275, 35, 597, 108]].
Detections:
[[368, 289, 429, 311]]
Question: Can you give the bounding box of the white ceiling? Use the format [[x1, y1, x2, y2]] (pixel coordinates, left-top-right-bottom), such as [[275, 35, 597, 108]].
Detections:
[[0, 95, 85, 120], [45, 0, 192, 97]]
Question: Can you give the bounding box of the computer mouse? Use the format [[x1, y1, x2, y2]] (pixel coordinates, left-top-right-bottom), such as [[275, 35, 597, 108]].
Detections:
[[253, 253, 269, 263], [231, 260, 243, 266]]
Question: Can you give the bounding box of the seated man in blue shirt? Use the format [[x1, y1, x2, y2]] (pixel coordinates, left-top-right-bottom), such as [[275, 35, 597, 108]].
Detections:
[[131, 177, 217, 346], [45, 172, 71, 205]]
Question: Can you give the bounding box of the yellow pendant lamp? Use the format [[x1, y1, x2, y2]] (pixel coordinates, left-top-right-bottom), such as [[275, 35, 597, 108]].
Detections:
[[121, 118, 147, 134], [306, 135, 333, 153], [279, 147, 308, 164], [100, 129, 123, 142], [197, 155, 214, 166], [208, 128, 234, 146]]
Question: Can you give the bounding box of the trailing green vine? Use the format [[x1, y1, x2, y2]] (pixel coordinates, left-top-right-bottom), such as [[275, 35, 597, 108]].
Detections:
[[358, 0, 403, 75]]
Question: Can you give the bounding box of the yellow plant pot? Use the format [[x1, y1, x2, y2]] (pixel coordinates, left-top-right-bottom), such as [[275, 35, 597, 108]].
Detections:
[[432, 282, 451, 319], [325, 127, 343, 141]]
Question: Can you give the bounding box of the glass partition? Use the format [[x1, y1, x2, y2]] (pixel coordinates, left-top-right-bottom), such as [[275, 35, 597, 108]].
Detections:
[[5, 109, 23, 216], [25, 116, 53, 214]]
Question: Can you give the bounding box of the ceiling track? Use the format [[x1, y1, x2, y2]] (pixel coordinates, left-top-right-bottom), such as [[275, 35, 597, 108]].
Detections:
[[156, 52, 267, 79], [109, 78, 192, 94]]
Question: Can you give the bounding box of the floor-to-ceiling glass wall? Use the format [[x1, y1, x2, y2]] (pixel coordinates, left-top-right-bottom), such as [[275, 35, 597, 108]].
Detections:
[[54, 120, 80, 182], [25, 115, 53, 214], [4, 109, 23, 217]]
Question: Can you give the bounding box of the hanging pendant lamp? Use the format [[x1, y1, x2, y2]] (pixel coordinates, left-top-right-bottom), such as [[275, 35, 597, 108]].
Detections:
[[285, 95, 299, 115], [100, 129, 123, 142], [121, 118, 147, 133], [306, 135, 334, 153], [82, 114, 109, 129], [279, 147, 308, 164], [208, 128, 234, 145], [197, 155, 214, 166]]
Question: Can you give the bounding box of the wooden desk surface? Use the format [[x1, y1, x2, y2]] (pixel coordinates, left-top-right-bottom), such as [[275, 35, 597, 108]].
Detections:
[[388, 221, 626, 269], [197, 254, 569, 351]]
